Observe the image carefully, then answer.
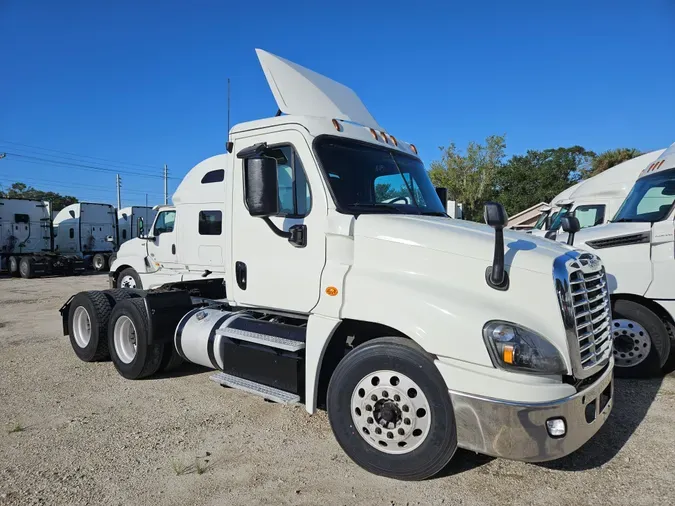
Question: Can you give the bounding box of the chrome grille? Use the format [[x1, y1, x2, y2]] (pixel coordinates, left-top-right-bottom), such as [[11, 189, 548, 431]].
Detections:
[[568, 266, 612, 370], [554, 251, 612, 379]]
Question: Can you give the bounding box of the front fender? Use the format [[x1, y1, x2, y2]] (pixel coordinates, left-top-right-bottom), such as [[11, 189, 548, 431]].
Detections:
[[340, 240, 570, 372]]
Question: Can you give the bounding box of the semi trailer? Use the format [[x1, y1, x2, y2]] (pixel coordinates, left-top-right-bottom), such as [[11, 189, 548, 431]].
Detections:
[[569, 142, 675, 378], [53, 202, 118, 272], [0, 198, 85, 277], [59, 48, 614, 480]]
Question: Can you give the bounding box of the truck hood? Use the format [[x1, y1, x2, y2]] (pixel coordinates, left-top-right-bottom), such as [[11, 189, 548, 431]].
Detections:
[[572, 221, 651, 247], [352, 215, 574, 275]]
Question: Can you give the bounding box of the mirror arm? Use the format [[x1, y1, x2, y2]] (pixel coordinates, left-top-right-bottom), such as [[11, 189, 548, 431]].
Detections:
[[262, 218, 307, 248]]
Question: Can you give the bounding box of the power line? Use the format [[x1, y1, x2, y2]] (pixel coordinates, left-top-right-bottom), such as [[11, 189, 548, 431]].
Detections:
[[0, 175, 165, 196], [1, 152, 181, 180], [0, 139, 163, 171]]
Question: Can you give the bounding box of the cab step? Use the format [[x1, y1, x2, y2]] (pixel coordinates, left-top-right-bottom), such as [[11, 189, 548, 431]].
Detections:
[[209, 371, 300, 404], [216, 322, 306, 352]]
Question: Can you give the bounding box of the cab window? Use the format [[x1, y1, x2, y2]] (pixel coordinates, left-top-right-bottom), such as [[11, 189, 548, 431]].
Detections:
[[574, 205, 605, 229], [263, 145, 311, 217], [153, 210, 176, 235]]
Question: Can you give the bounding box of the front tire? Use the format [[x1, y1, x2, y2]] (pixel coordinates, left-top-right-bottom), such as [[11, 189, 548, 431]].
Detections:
[[327, 337, 457, 481], [611, 299, 671, 378], [108, 298, 164, 379], [116, 267, 143, 289]]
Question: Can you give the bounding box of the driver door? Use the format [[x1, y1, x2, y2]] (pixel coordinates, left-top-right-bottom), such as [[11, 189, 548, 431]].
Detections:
[[146, 209, 181, 271]]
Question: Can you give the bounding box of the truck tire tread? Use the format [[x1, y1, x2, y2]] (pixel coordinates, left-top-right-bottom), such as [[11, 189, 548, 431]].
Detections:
[[68, 290, 112, 361]]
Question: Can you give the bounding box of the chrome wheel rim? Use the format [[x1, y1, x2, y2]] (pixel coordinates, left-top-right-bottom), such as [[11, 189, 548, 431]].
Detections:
[[350, 370, 431, 455], [612, 319, 651, 367], [114, 316, 137, 364], [72, 306, 92, 348], [120, 275, 136, 288]]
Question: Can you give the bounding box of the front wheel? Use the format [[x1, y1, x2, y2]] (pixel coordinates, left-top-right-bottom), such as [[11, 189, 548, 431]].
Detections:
[[327, 337, 457, 481], [611, 299, 671, 378], [8, 256, 19, 277], [116, 267, 143, 289]]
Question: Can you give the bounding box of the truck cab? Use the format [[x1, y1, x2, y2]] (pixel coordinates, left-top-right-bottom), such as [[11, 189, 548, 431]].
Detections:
[[572, 142, 675, 377], [63, 48, 614, 480], [529, 149, 665, 241]]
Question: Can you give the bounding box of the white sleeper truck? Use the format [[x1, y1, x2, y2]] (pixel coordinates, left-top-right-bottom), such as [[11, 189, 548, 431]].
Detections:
[[53, 202, 118, 272], [59, 49, 614, 480], [117, 206, 157, 246], [568, 142, 675, 378], [0, 198, 85, 278], [530, 149, 665, 241]]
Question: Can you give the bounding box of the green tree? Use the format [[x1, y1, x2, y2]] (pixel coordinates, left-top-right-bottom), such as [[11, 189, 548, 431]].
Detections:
[[0, 182, 78, 211], [495, 146, 595, 217], [428, 135, 506, 221], [583, 148, 641, 179]]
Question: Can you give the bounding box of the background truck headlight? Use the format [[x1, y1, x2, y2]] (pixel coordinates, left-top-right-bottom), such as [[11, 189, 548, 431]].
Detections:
[[483, 321, 566, 375]]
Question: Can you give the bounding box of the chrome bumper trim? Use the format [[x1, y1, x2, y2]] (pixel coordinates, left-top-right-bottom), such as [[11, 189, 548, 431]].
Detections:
[[450, 359, 613, 462]]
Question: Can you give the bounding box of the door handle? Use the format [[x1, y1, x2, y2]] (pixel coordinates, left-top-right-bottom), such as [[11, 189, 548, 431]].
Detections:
[[172, 244, 176, 255]]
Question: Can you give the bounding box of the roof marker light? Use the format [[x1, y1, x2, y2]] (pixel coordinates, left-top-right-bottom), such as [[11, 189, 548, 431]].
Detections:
[[332, 119, 342, 132], [380, 131, 389, 144], [390, 135, 398, 146], [410, 144, 418, 154], [369, 128, 378, 140]]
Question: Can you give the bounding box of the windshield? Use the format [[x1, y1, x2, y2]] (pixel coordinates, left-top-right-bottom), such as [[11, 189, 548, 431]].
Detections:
[[314, 136, 447, 216], [613, 168, 675, 223], [549, 205, 571, 231], [533, 210, 550, 230]]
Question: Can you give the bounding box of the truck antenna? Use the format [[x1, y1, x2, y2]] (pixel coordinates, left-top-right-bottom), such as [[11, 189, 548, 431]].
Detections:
[[226, 78, 233, 153]]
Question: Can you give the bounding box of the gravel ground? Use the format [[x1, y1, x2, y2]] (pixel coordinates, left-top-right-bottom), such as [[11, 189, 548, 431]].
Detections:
[[1, 274, 674, 506]]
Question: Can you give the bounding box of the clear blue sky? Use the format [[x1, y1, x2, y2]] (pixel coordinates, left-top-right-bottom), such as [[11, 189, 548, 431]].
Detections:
[[1, 0, 673, 207]]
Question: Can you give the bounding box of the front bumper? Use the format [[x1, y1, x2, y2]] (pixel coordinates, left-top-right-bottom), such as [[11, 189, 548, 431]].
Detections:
[[450, 358, 613, 462]]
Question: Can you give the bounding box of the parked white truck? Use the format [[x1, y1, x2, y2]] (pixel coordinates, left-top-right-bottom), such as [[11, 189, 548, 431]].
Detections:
[[0, 198, 85, 277], [59, 49, 614, 480], [117, 206, 157, 246], [530, 149, 665, 241], [567, 142, 675, 378], [53, 202, 118, 272]]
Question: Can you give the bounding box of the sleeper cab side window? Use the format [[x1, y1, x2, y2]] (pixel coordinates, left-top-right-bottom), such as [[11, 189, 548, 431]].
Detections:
[[244, 145, 311, 218], [199, 211, 222, 235], [201, 169, 224, 184]]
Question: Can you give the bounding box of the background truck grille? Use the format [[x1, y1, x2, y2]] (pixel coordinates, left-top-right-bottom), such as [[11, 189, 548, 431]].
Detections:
[[568, 264, 612, 371]]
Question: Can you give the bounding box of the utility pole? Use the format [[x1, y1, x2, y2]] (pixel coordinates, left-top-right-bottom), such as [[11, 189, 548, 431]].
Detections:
[[116, 174, 122, 209], [163, 164, 168, 205]]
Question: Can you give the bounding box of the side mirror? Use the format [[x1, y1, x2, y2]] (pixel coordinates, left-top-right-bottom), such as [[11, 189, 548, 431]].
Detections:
[[561, 216, 580, 245], [244, 156, 279, 217], [483, 202, 509, 290], [435, 187, 448, 205], [138, 217, 144, 236]]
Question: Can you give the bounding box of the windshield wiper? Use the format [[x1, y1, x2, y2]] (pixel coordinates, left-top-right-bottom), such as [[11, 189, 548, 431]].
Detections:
[[420, 211, 448, 217], [612, 218, 635, 223], [346, 203, 411, 214]]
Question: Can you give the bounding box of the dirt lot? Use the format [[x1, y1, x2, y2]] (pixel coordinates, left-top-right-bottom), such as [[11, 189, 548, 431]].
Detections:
[[0, 275, 674, 506]]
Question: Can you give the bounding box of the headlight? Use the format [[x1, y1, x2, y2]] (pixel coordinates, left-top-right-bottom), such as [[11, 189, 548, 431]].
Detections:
[[482, 321, 566, 375]]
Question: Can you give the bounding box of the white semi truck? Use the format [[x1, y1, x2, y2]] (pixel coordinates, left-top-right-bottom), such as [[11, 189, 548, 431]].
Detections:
[[568, 142, 675, 378], [53, 202, 118, 272], [117, 206, 157, 246], [0, 198, 85, 277], [530, 149, 665, 241], [59, 49, 614, 480]]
